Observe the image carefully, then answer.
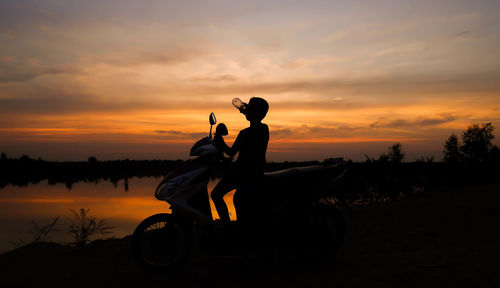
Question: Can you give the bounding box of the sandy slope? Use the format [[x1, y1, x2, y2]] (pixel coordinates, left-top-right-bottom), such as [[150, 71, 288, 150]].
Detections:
[[1, 184, 499, 288]]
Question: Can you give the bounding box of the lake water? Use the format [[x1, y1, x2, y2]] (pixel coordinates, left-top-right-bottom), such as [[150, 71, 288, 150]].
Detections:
[[0, 177, 235, 253]]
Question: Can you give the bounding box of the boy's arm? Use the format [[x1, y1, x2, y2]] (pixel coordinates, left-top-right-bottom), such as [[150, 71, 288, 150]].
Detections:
[[215, 134, 230, 151], [224, 132, 241, 157]]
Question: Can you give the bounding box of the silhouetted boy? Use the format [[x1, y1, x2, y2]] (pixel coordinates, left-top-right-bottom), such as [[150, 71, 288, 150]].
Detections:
[[211, 97, 269, 224]]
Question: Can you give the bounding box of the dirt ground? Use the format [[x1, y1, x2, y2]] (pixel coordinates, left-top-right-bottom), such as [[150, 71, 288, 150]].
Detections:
[[1, 183, 499, 288]]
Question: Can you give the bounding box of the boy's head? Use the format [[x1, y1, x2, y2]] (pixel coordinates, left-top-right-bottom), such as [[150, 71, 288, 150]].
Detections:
[[244, 97, 269, 121]]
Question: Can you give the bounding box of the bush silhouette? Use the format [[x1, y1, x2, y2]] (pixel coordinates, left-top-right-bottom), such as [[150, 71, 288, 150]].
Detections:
[[11, 217, 60, 247], [387, 143, 404, 163], [67, 208, 113, 247]]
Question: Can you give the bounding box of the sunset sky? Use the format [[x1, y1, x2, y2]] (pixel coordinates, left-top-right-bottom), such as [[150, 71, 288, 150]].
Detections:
[[1, 0, 499, 161]]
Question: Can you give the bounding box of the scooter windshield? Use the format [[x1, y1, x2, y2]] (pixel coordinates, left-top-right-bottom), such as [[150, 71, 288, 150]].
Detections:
[[232, 98, 247, 112]]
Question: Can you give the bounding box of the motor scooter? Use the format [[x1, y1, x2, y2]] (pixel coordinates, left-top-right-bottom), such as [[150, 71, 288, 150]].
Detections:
[[132, 101, 347, 269]]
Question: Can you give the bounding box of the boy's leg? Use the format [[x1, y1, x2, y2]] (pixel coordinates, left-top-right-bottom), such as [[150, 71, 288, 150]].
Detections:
[[211, 176, 237, 223]]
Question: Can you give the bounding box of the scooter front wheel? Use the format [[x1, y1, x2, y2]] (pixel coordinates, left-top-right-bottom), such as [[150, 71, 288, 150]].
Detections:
[[132, 213, 192, 270]]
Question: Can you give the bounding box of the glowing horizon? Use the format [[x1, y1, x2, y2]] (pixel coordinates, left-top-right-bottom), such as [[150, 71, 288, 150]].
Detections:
[[1, 0, 500, 161]]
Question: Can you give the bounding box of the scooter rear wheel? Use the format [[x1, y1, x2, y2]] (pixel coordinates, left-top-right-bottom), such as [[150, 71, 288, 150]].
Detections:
[[132, 213, 192, 270]]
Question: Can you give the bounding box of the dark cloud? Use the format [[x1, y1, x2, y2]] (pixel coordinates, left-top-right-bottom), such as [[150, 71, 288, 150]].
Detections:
[[0, 85, 232, 115], [370, 114, 458, 129], [0, 63, 83, 83], [270, 127, 293, 138], [189, 72, 500, 98], [453, 30, 470, 37], [0, 0, 271, 41], [0, 86, 161, 115], [154, 130, 206, 139], [270, 100, 368, 111], [97, 48, 207, 68], [0, 94, 93, 115], [0, 50, 206, 84], [1, 64, 499, 118], [271, 124, 360, 139], [188, 74, 238, 82]]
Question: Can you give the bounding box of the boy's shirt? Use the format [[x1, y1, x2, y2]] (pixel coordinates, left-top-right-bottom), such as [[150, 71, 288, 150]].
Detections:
[[218, 122, 269, 176]]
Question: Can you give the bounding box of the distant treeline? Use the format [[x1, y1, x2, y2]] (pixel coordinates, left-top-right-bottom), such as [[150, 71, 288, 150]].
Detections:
[[1, 153, 499, 201], [0, 153, 328, 189], [0, 154, 326, 190], [0, 154, 184, 189], [1, 122, 499, 203]]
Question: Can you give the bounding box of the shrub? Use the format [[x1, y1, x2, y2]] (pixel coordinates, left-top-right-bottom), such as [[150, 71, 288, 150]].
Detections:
[[67, 208, 113, 247]]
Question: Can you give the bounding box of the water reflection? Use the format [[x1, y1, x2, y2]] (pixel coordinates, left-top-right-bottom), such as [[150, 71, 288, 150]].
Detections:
[[0, 177, 167, 253], [0, 177, 236, 253]]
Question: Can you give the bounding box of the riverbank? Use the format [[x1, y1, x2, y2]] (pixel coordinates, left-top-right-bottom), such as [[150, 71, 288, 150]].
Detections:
[[1, 183, 499, 287]]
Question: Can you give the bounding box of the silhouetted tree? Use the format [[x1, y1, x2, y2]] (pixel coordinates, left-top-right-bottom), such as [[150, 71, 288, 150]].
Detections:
[[1, 152, 6, 161], [374, 143, 404, 163], [461, 123, 495, 163], [443, 134, 463, 163], [387, 143, 404, 163]]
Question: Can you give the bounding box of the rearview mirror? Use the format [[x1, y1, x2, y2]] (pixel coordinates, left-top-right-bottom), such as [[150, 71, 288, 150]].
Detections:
[[209, 112, 217, 125]]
